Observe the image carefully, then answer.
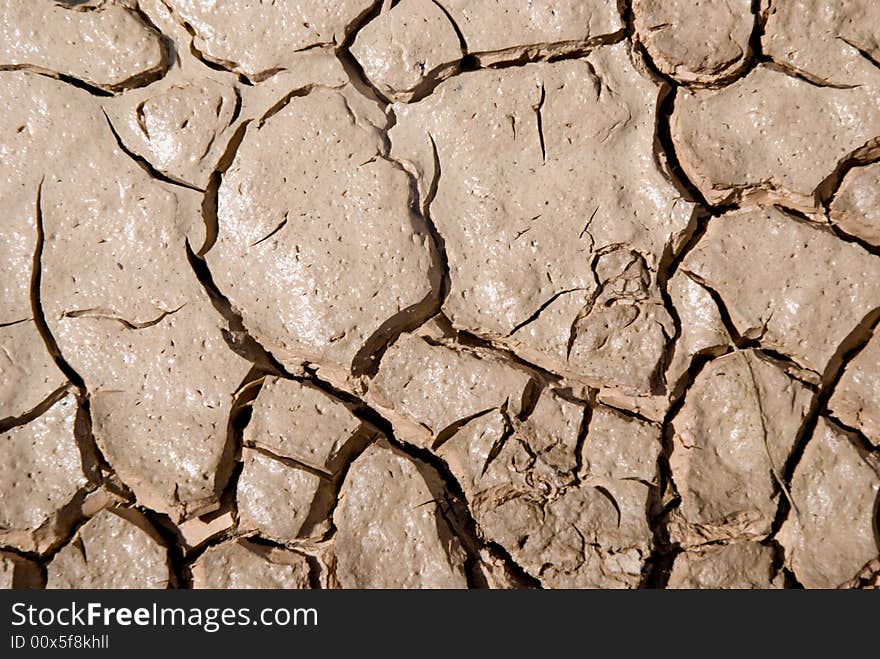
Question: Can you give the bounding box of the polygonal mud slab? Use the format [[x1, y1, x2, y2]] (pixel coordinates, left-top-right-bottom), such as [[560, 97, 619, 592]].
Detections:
[[391, 43, 693, 396], [0, 0, 168, 91], [331, 440, 468, 588], [0, 392, 90, 554], [669, 350, 813, 545], [191, 539, 312, 589], [633, 0, 754, 85], [209, 86, 439, 386], [0, 71, 251, 521], [47, 509, 170, 589], [668, 543, 782, 589], [778, 418, 880, 589]]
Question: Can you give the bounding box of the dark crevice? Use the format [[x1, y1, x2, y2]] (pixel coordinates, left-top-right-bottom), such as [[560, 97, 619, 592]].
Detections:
[[299, 427, 379, 544], [654, 210, 711, 399], [421, 134, 451, 303], [257, 87, 322, 128], [572, 403, 593, 487], [667, 346, 734, 403], [594, 485, 623, 527], [762, 538, 793, 587], [838, 36, 880, 71], [27, 493, 94, 580], [211, 367, 265, 520], [304, 554, 325, 589], [682, 269, 794, 359], [508, 288, 584, 338], [250, 215, 288, 247], [0, 384, 70, 434], [336, 46, 392, 106], [286, 433, 377, 548], [198, 119, 251, 256], [643, 343, 729, 587], [229, 87, 243, 125], [654, 87, 725, 211], [101, 109, 204, 192], [826, 413, 879, 456], [395, 433, 541, 589], [472, 33, 627, 70], [533, 83, 546, 163], [431, 407, 497, 452], [431, 0, 468, 53], [769, 306, 880, 540], [746, 0, 768, 69], [769, 203, 880, 261], [619, 0, 675, 88], [126, 0, 177, 85], [782, 567, 805, 589], [73, 393, 125, 494], [298, 367, 539, 586], [134, 507, 190, 589], [815, 136, 880, 209], [349, 145, 447, 378], [452, 326, 564, 386], [517, 379, 544, 421], [641, 545, 680, 589], [335, 0, 391, 105], [247, 445, 334, 481], [770, 203, 828, 228], [184, 242, 293, 376], [0, 65, 113, 97], [60, 304, 185, 331], [481, 541, 543, 588], [595, 398, 661, 426], [480, 404, 516, 478], [157, 0, 255, 85], [760, 58, 859, 89], [655, 249, 685, 386], [826, 220, 880, 258], [30, 179, 85, 391], [817, 150, 880, 251], [754, 348, 820, 389]]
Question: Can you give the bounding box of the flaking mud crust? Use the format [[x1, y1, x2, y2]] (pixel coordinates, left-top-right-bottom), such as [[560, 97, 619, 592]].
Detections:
[[1, 0, 878, 590]]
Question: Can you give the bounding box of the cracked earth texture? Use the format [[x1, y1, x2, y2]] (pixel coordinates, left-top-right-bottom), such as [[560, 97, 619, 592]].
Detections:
[[1, 0, 879, 590]]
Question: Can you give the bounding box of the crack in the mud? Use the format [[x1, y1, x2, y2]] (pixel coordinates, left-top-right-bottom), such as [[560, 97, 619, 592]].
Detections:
[[0, 65, 114, 97], [768, 306, 880, 545], [0, 384, 70, 435], [9, 0, 876, 590], [156, 0, 256, 85], [60, 304, 186, 331], [184, 243, 294, 376], [30, 179, 84, 392], [198, 119, 251, 256], [297, 366, 541, 587], [101, 109, 205, 192]]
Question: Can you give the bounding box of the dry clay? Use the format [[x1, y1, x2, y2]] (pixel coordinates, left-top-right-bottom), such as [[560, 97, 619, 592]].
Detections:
[[1, 0, 879, 590]]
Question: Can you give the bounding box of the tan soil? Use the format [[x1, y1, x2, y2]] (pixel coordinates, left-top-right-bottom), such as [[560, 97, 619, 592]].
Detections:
[[1, 0, 878, 590]]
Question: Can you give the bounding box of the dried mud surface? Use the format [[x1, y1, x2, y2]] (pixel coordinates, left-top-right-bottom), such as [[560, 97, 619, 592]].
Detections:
[[1, 0, 879, 590]]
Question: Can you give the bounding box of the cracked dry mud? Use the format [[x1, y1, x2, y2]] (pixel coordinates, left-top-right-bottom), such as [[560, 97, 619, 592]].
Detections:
[[0, 1, 878, 591]]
